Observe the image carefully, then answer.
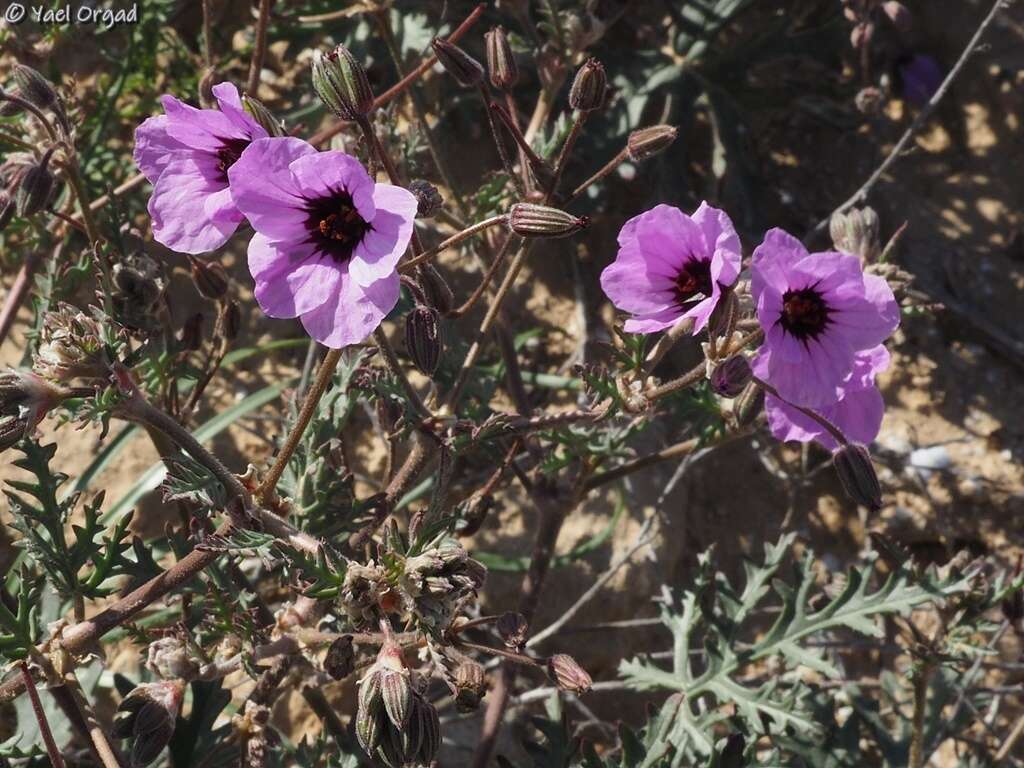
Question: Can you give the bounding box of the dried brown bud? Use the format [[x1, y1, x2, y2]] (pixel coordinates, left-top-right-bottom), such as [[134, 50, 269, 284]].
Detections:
[[34, 304, 110, 383], [242, 95, 287, 137], [0, 415, 27, 453], [410, 696, 441, 765], [180, 312, 204, 351], [485, 26, 519, 91], [496, 611, 529, 649], [15, 148, 56, 218], [405, 306, 442, 377], [569, 58, 607, 112], [830, 206, 881, 263], [626, 124, 678, 162], [833, 443, 883, 512], [431, 38, 485, 88], [325, 635, 355, 680], [113, 680, 184, 768], [408, 179, 444, 219], [508, 203, 588, 238], [187, 255, 229, 300], [312, 45, 375, 120], [419, 264, 454, 314], [547, 653, 592, 694], [13, 65, 59, 112], [710, 356, 752, 398]]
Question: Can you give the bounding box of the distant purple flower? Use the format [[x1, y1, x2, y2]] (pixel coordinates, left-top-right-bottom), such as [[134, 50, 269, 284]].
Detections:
[[766, 344, 890, 451], [750, 228, 899, 409], [133, 82, 267, 254], [600, 202, 741, 334], [228, 137, 417, 349], [900, 54, 942, 106]]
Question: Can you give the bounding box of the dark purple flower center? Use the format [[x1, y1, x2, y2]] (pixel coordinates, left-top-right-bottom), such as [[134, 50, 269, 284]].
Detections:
[[215, 137, 250, 182], [676, 259, 713, 304], [306, 191, 371, 263], [780, 286, 830, 340]]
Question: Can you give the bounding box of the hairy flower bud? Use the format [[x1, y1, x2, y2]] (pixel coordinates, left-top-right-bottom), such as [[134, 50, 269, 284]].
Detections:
[[453, 660, 487, 711], [187, 255, 229, 300], [15, 148, 56, 218], [408, 179, 444, 219], [113, 680, 184, 768], [0, 369, 66, 446], [146, 637, 201, 681], [547, 653, 592, 694], [242, 94, 287, 137], [324, 635, 355, 680], [626, 124, 678, 162], [405, 306, 442, 377], [13, 64, 59, 111], [508, 203, 588, 238], [830, 206, 881, 263], [710, 356, 752, 398], [112, 253, 167, 336], [34, 304, 112, 384], [312, 45, 375, 120], [485, 26, 519, 91], [220, 300, 241, 340], [431, 38, 485, 88], [833, 443, 883, 512], [569, 58, 607, 112], [496, 611, 529, 650], [419, 264, 454, 314]]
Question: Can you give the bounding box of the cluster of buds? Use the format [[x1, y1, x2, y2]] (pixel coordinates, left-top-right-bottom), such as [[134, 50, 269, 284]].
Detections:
[[397, 535, 487, 631], [356, 640, 440, 768], [340, 561, 393, 627], [33, 303, 112, 383], [111, 250, 168, 335], [0, 368, 68, 452], [112, 680, 185, 768], [146, 636, 201, 681]]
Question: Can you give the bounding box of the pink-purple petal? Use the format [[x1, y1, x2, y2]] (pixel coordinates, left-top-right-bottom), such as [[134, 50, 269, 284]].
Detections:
[[149, 155, 240, 254], [228, 138, 316, 241], [300, 270, 400, 349], [349, 184, 417, 287], [247, 235, 339, 318], [133, 115, 187, 184]]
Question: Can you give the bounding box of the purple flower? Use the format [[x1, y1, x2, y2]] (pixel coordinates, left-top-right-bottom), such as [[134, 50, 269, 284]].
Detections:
[[600, 202, 741, 334], [750, 228, 899, 409], [227, 137, 417, 349], [133, 82, 267, 254], [766, 344, 890, 451], [900, 54, 943, 106]]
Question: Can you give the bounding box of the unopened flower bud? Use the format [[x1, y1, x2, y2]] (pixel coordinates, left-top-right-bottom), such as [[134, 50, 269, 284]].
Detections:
[[496, 611, 528, 649], [431, 38, 485, 88], [830, 206, 881, 263], [312, 45, 375, 121], [508, 203, 588, 238], [410, 696, 440, 765], [180, 312, 204, 351], [833, 443, 883, 512], [0, 368, 65, 429], [452, 659, 487, 711], [13, 65, 59, 111], [187, 255, 229, 300], [146, 637, 201, 681], [113, 680, 184, 768], [242, 95, 287, 137], [15, 148, 56, 218], [569, 58, 607, 112], [405, 306, 442, 377], [221, 300, 241, 340], [626, 124, 678, 162], [547, 653, 592, 694], [0, 415, 27, 453], [710, 356, 752, 398], [0, 89, 24, 117], [485, 26, 519, 91], [0, 191, 14, 232], [419, 264, 454, 314], [408, 179, 444, 219], [881, 1, 912, 33], [324, 635, 355, 680], [733, 381, 764, 427]]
